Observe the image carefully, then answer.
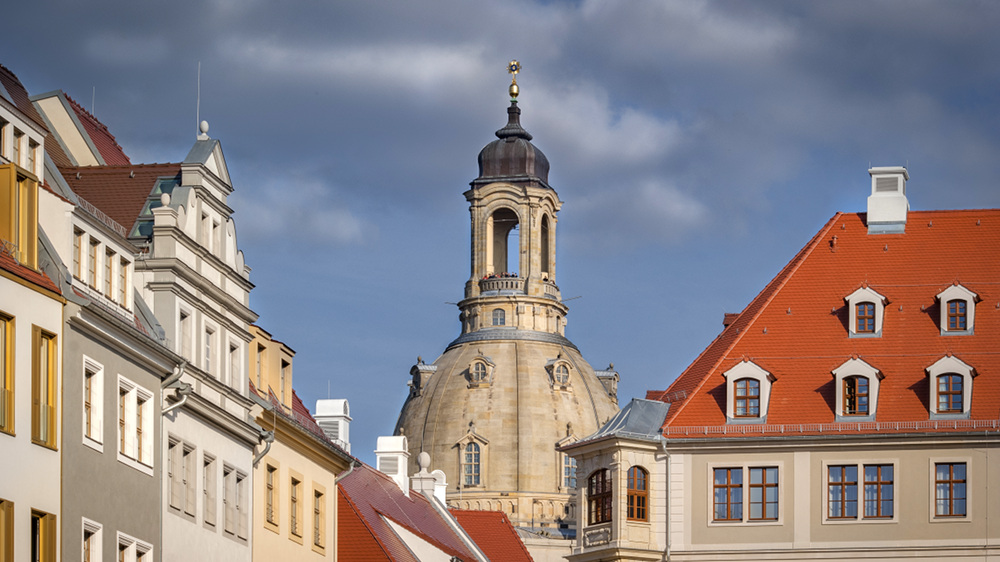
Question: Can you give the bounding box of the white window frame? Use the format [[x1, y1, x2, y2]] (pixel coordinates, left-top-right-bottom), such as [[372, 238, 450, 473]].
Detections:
[[937, 284, 977, 335], [116, 531, 152, 562], [821, 459, 899, 524], [831, 358, 883, 422], [82, 356, 104, 451], [928, 456, 972, 522], [723, 360, 774, 423], [845, 286, 888, 337], [203, 453, 217, 529], [926, 355, 975, 419], [707, 461, 784, 526], [227, 340, 241, 389], [82, 518, 102, 562], [116, 375, 153, 475], [178, 306, 193, 360], [204, 324, 216, 376]]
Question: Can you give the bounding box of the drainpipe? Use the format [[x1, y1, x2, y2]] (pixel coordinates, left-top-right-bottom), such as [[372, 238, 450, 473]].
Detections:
[[252, 430, 275, 468], [334, 459, 357, 484], [660, 438, 671, 562], [161, 361, 187, 390], [161, 384, 192, 416]]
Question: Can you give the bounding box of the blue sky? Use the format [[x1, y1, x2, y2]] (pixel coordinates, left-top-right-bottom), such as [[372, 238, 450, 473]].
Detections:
[[6, 0, 1000, 465]]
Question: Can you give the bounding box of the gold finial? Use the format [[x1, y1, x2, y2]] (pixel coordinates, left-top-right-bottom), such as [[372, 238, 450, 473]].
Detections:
[[507, 60, 521, 100]]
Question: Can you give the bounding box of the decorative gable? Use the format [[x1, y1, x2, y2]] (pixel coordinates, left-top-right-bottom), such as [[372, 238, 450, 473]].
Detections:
[[844, 286, 888, 337], [936, 284, 978, 335]]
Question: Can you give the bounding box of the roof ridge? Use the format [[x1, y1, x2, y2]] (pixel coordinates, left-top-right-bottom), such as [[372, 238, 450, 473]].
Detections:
[[63, 93, 130, 162], [375, 504, 470, 559], [662, 213, 843, 426]]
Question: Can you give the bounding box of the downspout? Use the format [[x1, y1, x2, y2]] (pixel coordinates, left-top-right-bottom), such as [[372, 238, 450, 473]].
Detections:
[[161, 361, 192, 416], [252, 430, 275, 468], [161, 385, 192, 416], [334, 459, 357, 484], [660, 438, 671, 562]]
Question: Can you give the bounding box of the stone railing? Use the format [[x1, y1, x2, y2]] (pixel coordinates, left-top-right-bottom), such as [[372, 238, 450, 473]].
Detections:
[[479, 276, 524, 293]]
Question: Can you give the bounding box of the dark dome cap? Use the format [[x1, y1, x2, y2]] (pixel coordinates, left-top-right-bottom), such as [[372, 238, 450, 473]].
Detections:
[[475, 101, 550, 188]]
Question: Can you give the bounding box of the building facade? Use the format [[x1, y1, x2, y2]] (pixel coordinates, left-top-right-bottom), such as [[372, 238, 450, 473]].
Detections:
[[566, 168, 1000, 561]]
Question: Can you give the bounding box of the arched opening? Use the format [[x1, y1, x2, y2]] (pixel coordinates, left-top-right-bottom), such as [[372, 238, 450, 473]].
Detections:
[[541, 214, 550, 279], [490, 208, 519, 275]]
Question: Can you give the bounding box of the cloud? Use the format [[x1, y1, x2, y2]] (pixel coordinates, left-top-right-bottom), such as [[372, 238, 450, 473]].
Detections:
[[84, 33, 169, 65], [235, 177, 372, 246]]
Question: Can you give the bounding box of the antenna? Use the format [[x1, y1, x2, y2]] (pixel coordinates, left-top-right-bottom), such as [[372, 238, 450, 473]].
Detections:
[[91, 86, 96, 117], [196, 61, 201, 134]]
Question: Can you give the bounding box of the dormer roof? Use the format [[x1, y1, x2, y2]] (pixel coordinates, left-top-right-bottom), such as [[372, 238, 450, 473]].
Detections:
[[649, 208, 1000, 436]]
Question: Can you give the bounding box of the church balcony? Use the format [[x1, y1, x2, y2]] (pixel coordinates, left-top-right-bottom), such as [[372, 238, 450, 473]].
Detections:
[[479, 275, 524, 294]]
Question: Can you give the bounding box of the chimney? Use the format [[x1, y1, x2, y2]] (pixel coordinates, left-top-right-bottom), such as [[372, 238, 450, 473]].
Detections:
[[375, 436, 410, 494], [314, 399, 351, 454], [866, 166, 909, 234]]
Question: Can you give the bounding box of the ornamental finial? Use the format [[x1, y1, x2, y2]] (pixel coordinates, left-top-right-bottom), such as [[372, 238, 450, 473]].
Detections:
[[507, 60, 521, 100]]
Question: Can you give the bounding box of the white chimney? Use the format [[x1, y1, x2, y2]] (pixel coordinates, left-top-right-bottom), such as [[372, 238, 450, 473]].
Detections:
[[867, 166, 909, 234], [375, 436, 410, 494], [314, 399, 351, 453]]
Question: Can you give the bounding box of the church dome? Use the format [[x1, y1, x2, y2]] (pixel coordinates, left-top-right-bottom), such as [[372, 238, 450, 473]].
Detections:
[[476, 101, 550, 187]]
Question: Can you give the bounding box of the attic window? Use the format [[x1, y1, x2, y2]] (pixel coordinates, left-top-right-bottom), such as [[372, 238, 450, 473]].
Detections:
[[936, 284, 978, 336], [832, 358, 883, 422], [845, 286, 888, 337], [927, 356, 975, 419], [467, 356, 495, 388], [545, 360, 573, 390], [723, 361, 774, 424]]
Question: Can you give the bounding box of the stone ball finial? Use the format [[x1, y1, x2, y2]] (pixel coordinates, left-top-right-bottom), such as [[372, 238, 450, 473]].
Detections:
[[418, 451, 431, 470], [160, 193, 171, 206], [199, 120, 210, 135]]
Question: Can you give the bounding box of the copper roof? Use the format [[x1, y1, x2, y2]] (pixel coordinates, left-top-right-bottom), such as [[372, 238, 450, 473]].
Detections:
[[651, 209, 1000, 437]]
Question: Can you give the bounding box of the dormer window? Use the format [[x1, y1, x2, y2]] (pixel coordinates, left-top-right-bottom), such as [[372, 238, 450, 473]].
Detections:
[[467, 356, 495, 388], [845, 286, 888, 337], [936, 284, 977, 335], [554, 364, 569, 385], [545, 359, 573, 390], [723, 361, 774, 423], [926, 355, 975, 419], [832, 358, 882, 422]]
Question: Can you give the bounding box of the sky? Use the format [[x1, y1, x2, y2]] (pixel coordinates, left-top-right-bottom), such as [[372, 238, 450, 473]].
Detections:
[[5, 0, 1000, 466]]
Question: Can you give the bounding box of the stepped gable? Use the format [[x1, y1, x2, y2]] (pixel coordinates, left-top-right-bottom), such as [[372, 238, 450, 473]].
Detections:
[[61, 163, 181, 233], [338, 463, 480, 561], [64, 94, 130, 165], [652, 209, 1000, 435], [451, 509, 534, 562]]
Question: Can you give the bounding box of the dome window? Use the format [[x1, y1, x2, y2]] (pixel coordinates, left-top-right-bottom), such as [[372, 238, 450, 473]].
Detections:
[[467, 355, 495, 388], [545, 359, 573, 390], [492, 308, 506, 326], [936, 284, 978, 335]]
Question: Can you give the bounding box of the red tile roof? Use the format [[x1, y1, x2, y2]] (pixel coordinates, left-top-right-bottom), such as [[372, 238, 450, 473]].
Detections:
[[652, 210, 1000, 437], [338, 463, 480, 561], [451, 509, 534, 562], [0, 64, 72, 168], [64, 94, 130, 166], [0, 247, 60, 296], [60, 164, 180, 233]]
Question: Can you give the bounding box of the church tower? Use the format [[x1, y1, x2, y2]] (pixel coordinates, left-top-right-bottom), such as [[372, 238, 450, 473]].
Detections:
[[395, 63, 619, 531]]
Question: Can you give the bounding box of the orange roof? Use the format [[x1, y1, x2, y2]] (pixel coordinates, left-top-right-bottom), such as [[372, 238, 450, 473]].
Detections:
[[653, 209, 1000, 437], [0, 248, 60, 296], [60, 163, 180, 233], [64, 94, 130, 166], [450, 509, 534, 562]]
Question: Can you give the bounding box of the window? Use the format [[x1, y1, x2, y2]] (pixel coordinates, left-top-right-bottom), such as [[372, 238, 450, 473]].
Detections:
[[471, 362, 487, 383], [168, 440, 196, 516], [843, 376, 869, 415], [280, 360, 289, 404], [223, 466, 248, 539], [749, 467, 778, 520], [204, 328, 214, 375], [937, 374, 963, 413], [1, 499, 12, 562], [73, 229, 84, 279], [713, 468, 742, 521], [313, 490, 324, 548], [32, 327, 57, 448], [828, 465, 858, 519], [236, 472, 247, 539], [31, 510, 56, 562], [0, 163, 39, 268], [464, 443, 481, 486], [734, 378, 759, 417], [117, 378, 152, 469], [27, 140, 36, 176], [563, 455, 577, 488], [947, 300, 966, 331], [856, 302, 875, 333], [864, 464, 893, 518], [492, 308, 505, 326], [82, 519, 102, 562], [118, 258, 128, 305], [935, 463, 966, 517], [265, 464, 278, 525], [290, 477, 302, 537], [627, 466, 648, 521], [587, 469, 612, 525], [82, 359, 104, 445], [203, 455, 216, 527], [88, 239, 99, 288], [11, 131, 21, 167], [115, 533, 151, 562], [0, 313, 12, 435], [104, 248, 115, 297], [554, 364, 569, 385], [255, 345, 264, 389]]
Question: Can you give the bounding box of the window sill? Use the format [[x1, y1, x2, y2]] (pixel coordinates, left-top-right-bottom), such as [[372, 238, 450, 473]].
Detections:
[[822, 517, 897, 525], [710, 519, 782, 527], [930, 515, 971, 523], [31, 438, 58, 451], [117, 452, 154, 476], [289, 532, 304, 546], [83, 435, 103, 453], [264, 521, 279, 535]]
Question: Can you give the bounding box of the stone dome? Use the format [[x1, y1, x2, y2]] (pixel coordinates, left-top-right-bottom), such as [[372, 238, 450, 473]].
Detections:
[[476, 101, 550, 187]]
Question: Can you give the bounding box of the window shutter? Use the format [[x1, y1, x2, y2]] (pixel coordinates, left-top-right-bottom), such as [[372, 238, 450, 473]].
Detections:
[[184, 449, 196, 515], [237, 475, 248, 539], [225, 472, 236, 534], [31, 327, 40, 439], [169, 443, 183, 509], [205, 462, 216, 526], [124, 393, 135, 457], [139, 403, 151, 463], [94, 373, 103, 441]]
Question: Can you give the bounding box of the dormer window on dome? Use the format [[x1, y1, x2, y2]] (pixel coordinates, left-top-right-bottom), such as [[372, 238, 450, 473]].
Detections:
[[723, 361, 775, 424], [936, 284, 978, 335], [467, 356, 495, 388], [832, 358, 883, 422], [927, 355, 976, 419], [546, 359, 573, 390], [845, 286, 888, 337]]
